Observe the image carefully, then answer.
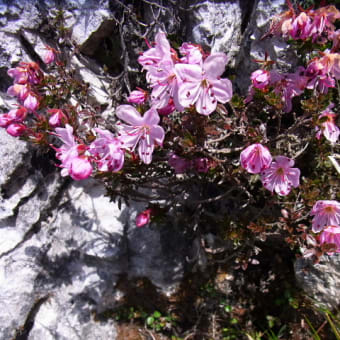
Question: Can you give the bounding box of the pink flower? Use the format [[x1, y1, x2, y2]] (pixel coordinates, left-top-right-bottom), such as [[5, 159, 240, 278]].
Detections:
[[115, 105, 165, 164], [136, 209, 152, 227], [148, 59, 183, 111], [90, 128, 124, 172], [157, 98, 176, 116], [290, 12, 312, 40], [168, 153, 191, 174], [261, 156, 300, 196], [8, 62, 43, 85], [179, 42, 203, 65], [194, 157, 210, 173], [0, 107, 28, 128], [176, 53, 233, 115], [23, 92, 39, 111], [240, 143, 272, 174], [43, 48, 56, 64], [316, 109, 339, 144], [54, 124, 92, 180], [310, 200, 340, 233], [7, 83, 29, 101], [250, 69, 271, 90], [138, 32, 172, 70], [319, 226, 340, 254], [48, 109, 68, 127], [6, 123, 26, 137], [127, 88, 148, 104]]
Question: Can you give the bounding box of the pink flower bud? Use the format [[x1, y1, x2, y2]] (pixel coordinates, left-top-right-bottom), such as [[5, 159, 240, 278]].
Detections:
[[251, 69, 271, 90], [0, 114, 12, 128], [48, 109, 68, 127], [8, 107, 28, 122], [69, 157, 93, 181], [319, 226, 340, 254], [43, 49, 56, 64], [158, 98, 176, 116], [127, 88, 148, 104], [6, 123, 26, 137], [23, 93, 39, 111], [136, 209, 152, 227]]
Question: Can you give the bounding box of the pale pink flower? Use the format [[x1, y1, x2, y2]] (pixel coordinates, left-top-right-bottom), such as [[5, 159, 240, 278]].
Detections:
[[136, 209, 152, 227], [310, 200, 340, 233], [138, 32, 172, 70], [168, 153, 191, 174], [250, 69, 271, 90], [6, 123, 26, 137], [176, 53, 233, 115], [115, 105, 165, 164], [0, 114, 12, 128], [54, 124, 92, 180], [127, 88, 148, 104], [261, 156, 300, 196], [240, 143, 272, 174], [148, 59, 183, 111], [319, 226, 340, 253], [48, 109, 68, 127], [90, 128, 124, 172], [316, 109, 339, 144]]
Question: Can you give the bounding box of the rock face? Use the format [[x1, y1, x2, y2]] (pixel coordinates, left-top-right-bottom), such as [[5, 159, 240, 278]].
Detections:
[[295, 255, 340, 310]]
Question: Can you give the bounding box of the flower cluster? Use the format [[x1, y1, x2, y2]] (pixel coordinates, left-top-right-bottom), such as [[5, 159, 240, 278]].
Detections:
[[137, 32, 233, 116], [269, 3, 340, 43], [240, 144, 300, 197]]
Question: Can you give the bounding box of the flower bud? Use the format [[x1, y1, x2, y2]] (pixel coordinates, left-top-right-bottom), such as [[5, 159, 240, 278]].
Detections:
[[136, 209, 152, 227], [6, 123, 26, 137]]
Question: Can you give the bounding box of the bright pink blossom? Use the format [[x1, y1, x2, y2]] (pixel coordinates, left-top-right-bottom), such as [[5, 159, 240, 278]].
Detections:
[[90, 128, 124, 172], [240, 143, 272, 174], [127, 88, 148, 104], [316, 109, 339, 144], [290, 12, 312, 40], [6, 123, 26, 137], [319, 226, 340, 253], [136, 209, 152, 227], [261, 156, 300, 196], [310, 200, 340, 233], [176, 53, 233, 115], [250, 69, 271, 90], [54, 124, 92, 181], [115, 105, 165, 164], [48, 109, 68, 127]]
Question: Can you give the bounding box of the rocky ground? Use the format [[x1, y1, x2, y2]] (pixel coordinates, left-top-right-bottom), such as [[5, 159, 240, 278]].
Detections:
[[0, 0, 339, 339]]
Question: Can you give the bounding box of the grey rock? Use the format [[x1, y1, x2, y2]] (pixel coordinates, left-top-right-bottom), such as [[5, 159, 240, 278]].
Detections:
[[295, 255, 340, 309], [187, 1, 243, 68]]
